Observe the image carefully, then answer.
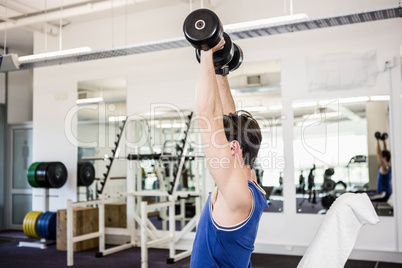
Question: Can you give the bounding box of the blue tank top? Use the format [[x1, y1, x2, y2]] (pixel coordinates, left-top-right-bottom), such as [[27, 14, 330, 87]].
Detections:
[[377, 165, 392, 195], [190, 180, 268, 267]]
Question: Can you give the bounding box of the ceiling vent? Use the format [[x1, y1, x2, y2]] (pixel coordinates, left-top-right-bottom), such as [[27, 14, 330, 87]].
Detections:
[[247, 75, 262, 87]]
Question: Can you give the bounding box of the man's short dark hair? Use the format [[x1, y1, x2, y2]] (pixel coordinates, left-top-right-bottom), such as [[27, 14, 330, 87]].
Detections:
[[382, 150, 391, 162], [223, 110, 262, 168]]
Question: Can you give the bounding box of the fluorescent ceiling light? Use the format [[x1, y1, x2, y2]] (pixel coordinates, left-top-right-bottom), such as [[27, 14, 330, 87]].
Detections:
[[224, 13, 309, 31], [76, 97, 103, 104], [292, 101, 317, 108], [302, 112, 340, 119], [244, 106, 268, 112], [338, 96, 369, 104], [370, 95, 390, 101], [18, 47, 91, 62], [269, 105, 283, 111], [109, 116, 126, 122]]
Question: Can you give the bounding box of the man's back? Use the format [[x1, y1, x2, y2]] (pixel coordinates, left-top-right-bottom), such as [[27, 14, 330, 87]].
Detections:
[[190, 181, 268, 267]]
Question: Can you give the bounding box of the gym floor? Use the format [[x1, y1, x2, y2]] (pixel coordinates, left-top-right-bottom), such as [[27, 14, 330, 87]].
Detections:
[[0, 231, 401, 268]]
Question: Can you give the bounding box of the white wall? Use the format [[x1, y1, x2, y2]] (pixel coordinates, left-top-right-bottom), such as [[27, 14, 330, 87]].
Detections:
[[31, 0, 402, 262]]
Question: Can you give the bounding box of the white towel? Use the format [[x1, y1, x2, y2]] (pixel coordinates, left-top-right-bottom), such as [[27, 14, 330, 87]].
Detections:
[[297, 193, 379, 268]]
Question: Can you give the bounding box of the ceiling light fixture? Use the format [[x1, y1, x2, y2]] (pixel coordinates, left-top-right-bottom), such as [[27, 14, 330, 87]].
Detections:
[[292, 101, 318, 108], [370, 95, 390, 101], [338, 96, 369, 104], [268, 105, 283, 111], [76, 97, 103, 104], [18, 46, 92, 63], [224, 13, 309, 32]]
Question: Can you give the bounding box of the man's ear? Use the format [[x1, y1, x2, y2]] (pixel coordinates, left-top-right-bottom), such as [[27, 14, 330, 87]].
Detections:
[[230, 140, 240, 154]]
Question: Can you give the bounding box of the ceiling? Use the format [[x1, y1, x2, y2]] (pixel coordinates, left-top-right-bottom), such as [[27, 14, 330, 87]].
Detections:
[[0, 0, 184, 54], [0, 0, 400, 57]]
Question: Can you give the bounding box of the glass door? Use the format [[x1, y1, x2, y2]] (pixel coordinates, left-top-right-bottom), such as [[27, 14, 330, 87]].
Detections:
[[5, 124, 33, 229]]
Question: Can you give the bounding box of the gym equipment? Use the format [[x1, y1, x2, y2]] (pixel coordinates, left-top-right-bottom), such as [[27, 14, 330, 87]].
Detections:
[[47, 162, 68, 188], [34, 161, 68, 188], [195, 32, 234, 70], [183, 8, 223, 51], [23, 211, 43, 239], [227, 43, 243, 72], [321, 194, 336, 210], [380, 132, 388, 141], [77, 162, 95, 186], [36, 162, 51, 188], [37, 212, 57, 240], [374, 131, 381, 140], [97, 119, 126, 195], [27, 162, 43, 188]]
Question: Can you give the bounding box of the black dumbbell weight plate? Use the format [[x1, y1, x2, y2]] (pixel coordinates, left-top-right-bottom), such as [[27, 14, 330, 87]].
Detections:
[[375, 132, 381, 140], [195, 32, 234, 70], [228, 43, 243, 72], [183, 9, 223, 51], [47, 162, 68, 188], [36, 162, 51, 188], [77, 162, 95, 187]]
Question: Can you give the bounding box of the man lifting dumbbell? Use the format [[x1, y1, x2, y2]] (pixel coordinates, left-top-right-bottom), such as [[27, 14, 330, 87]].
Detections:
[[370, 132, 392, 202], [183, 9, 267, 267]]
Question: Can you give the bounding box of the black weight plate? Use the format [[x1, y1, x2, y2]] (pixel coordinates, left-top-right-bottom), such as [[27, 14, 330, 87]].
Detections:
[[36, 162, 51, 188], [212, 32, 233, 69], [183, 8, 223, 51], [77, 162, 95, 187], [46, 162, 68, 188], [228, 43, 243, 72], [195, 32, 234, 70]]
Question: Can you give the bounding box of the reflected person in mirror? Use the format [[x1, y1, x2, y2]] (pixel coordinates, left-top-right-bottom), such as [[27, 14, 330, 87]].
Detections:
[[370, 132, 392, 202]]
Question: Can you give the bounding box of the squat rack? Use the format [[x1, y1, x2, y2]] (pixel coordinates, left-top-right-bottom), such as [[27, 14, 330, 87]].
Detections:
[[66, 114, 205, 267]]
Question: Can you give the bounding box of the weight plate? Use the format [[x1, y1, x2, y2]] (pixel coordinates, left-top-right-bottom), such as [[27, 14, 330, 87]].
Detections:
[[212, 32, 234, 69], [31, 211, 43, 239], [27, 162, 43, 188], [22, 212, 31, 237], [46, 162, 68, 188], [228, 43, 243, 72], [195, 32, 234, 70], [36, 162, 51, 188], [183, 8, 223, 51], [37, 212, 48, 239], [45, 212, 57, 240], [77, 162, 95, 187], [23, 211, 42, 239]]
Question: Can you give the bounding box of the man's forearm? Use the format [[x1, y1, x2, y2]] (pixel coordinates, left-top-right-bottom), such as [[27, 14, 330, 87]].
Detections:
[[196, 50, 223, 117], [216, 75, 236, 114]]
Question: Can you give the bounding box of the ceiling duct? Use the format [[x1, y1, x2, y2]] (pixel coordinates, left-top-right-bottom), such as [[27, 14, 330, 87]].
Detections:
[[8, 6, 402, 72]]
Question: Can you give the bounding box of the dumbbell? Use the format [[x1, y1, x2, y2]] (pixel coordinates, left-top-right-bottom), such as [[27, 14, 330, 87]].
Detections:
[[183, 9, 243, 73], [375, 131, 388, 141]]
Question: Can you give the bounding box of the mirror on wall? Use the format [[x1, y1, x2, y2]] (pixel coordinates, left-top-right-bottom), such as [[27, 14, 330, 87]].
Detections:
[[293, 96, 392, 216], [125, 109, 204, 231], [76, 76, 127, 203], [230, 59, 284, 213]]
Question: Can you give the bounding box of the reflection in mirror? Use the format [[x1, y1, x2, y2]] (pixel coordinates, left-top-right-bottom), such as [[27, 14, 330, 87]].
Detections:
[[77, 76, 127, 204], [128, 110, 204, 231], [293, 96, 392, 216], [230, 59, 284, 213]]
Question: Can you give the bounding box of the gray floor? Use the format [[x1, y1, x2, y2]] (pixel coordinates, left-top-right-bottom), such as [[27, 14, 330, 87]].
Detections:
[[1, 231, 401, 267]]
